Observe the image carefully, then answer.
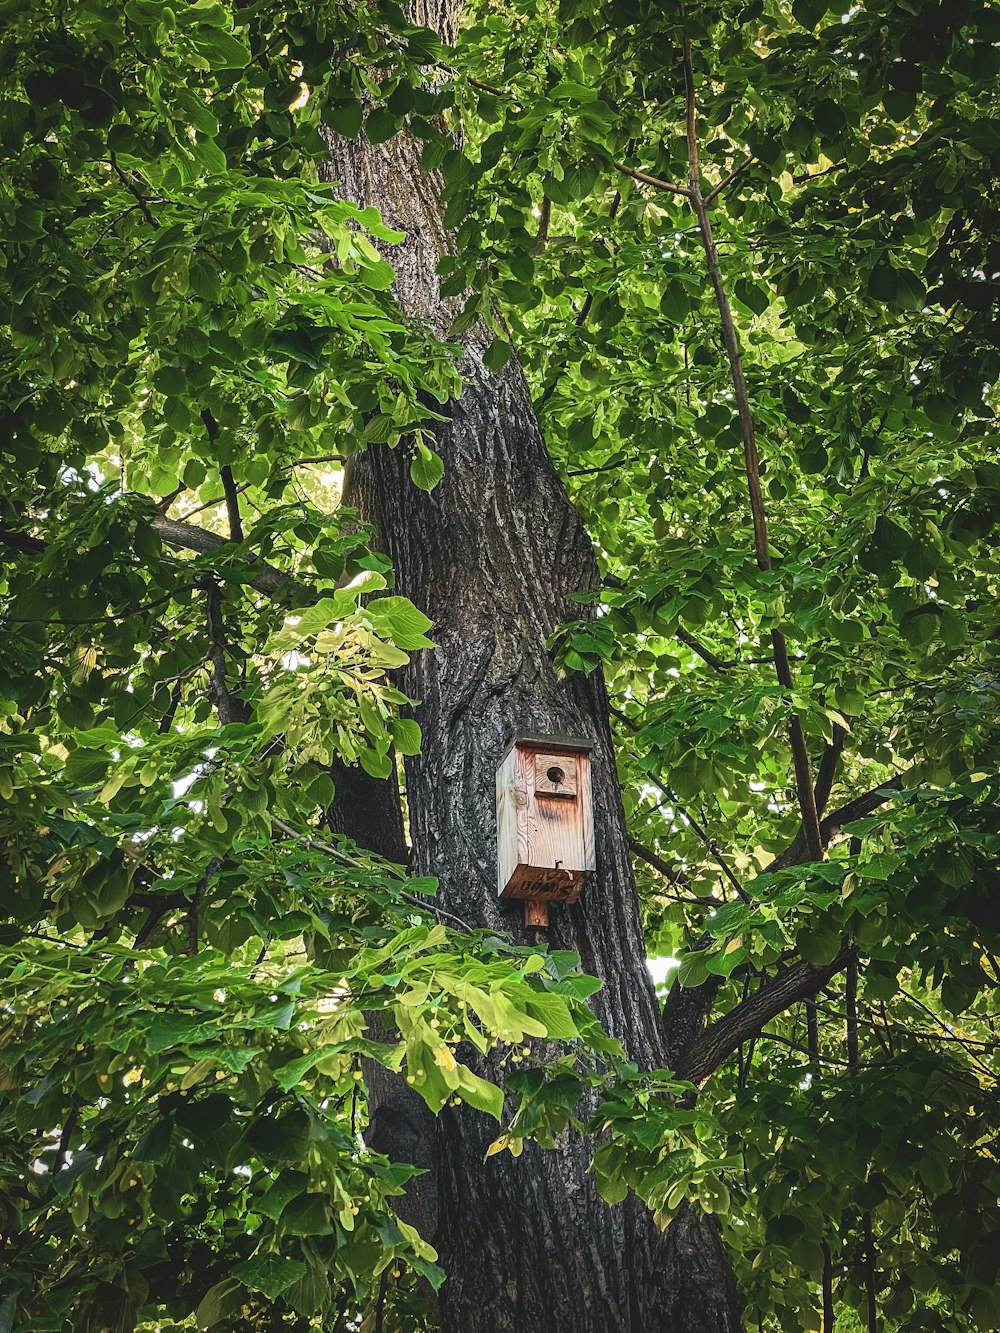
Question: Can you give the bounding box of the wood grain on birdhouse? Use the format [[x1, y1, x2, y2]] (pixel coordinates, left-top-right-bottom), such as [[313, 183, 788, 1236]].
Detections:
[[496, 736, 595, 924]]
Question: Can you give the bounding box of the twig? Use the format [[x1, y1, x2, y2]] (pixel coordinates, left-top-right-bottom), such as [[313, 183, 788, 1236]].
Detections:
[[286, 453, 347, 469], [611, 707, 750, 902], [271, 817, 474, 933], [108, 154, 156, 226], [614, 161, 690, 197], [627, 838, 706, 904], [157, 485, 186, 513], [845, 957, 860, 1071], [468, 74, 510, 99], [704, 154, 754, 206], [565, 457, 628, 478], [375, 1270, 389, 1333], [534, 196, 552, 253], [676, 626, 730, 674], [846, 958, 879, 1333], [157, 680, 183, 735], [899, 991, 997, 1080], [627, 837, 682, 886], [863, 1213, 878, 1333], [537, 189, 623, 410], [187, 861, 219, 956], [3, 587, 191, 626], [54, 1106, 79, 1172], [792, 161, 847, 185], [805, 996, 837, 1329], [754, 1027, 861, 1067], [171, 483, 251, 522]]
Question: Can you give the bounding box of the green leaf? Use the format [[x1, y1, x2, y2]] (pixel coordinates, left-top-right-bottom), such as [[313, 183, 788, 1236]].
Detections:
[[194, 1279, 241, 1328], [365, 109, 401, 144], [189, 257, 222, 301], [676, 952, 711, 988], [232, 1254, 308, 1299], [326, 101, 364, 138], [389, 717, 422, 755], [457, 1067, 505, 1120], [410, 441, 444, 491], [484, 338, 512, 372], [522, 990, 579, 1040], [192, 31, 251, 69], [734, 277, 770, 316], [867, 262, 926, 313], [369, 597, 435, 650]]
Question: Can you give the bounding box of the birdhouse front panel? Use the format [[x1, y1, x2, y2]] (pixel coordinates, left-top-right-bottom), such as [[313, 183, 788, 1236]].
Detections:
[[496, 736, 595, 906]]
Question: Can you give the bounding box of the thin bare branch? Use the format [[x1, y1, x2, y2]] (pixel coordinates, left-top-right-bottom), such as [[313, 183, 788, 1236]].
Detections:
[[680, 8, 822, 861], [704, 154, 754, 205], [614, 161, 691, 197], [611, 706, 750, 902], [108, 153, 155, 226]]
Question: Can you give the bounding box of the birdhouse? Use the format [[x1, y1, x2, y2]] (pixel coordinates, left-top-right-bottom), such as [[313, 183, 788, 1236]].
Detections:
[[496, 735, 595, 927]]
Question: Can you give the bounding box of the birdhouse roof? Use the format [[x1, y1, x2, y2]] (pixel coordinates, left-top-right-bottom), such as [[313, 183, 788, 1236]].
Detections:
[[498, 733, 595, 764]]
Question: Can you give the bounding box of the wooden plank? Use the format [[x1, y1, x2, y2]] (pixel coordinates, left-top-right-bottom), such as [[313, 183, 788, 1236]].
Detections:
[[523, 899, 550, 928], [533, 752, 578, 797], [496, 740, 595, 902], [501, 863, 584, 902], [496, 745, 520, 897]]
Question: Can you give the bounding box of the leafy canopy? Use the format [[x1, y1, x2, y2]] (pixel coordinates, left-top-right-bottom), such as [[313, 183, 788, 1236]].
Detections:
[[1, 0, 999, 1330]]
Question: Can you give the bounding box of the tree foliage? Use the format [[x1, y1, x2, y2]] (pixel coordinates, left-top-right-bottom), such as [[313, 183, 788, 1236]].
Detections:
[[1, 0, 998, 1330]]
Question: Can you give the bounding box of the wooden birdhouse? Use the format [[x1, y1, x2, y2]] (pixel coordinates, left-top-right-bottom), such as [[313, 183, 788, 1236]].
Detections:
[[496, 735, 595, 927]]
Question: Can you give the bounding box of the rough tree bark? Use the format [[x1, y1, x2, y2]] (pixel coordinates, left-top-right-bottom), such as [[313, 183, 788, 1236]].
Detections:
[[320, 6, 745, 1330]]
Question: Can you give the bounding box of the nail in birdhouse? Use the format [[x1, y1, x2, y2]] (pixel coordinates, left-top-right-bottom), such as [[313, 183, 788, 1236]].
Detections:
[[496, 735, 595, 927]]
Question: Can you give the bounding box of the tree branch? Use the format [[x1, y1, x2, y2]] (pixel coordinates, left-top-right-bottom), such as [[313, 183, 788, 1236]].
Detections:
[[219, 465, 244, 543], [628, 836, 683, 886], [704, 155, 754, 206], [199, 410, 245, 545], [204, 579, 248, 726], [676, 626, 730, 673], [151, 517, 295, 598], [813, 722, 847, 820], [0, 525, 46, 556], [533, 195, 552, 253], [186, 862, 219, 955], [108, 153, 156, 226], [614, 161, 690, 197], [54, 1105, 79, 1172], [680, 10, 822, 861], [674, 948, 854, 1084], [628, 838, 709, 905], [767, 772, 906, 873]]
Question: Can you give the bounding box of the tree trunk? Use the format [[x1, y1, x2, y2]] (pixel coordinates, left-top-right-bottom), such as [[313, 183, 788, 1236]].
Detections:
[[321, 13, 744, 1330]]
